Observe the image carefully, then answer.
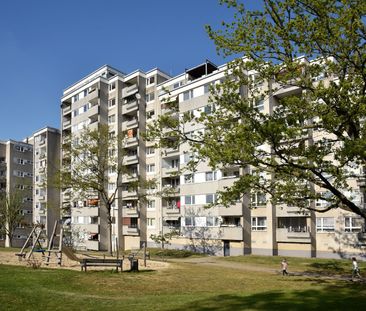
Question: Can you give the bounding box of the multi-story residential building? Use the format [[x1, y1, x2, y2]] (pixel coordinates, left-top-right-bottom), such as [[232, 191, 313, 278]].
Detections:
[[29, 127, 61, 244], [61, 60, 366, 259], [0, 140, 33, 247], [60, 65, 170, 252]]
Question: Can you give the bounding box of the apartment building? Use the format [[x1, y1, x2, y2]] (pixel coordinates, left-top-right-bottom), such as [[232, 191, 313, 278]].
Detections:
[[29, 127, 61, 244], [60, 65, 170, 251], [61, 60, 365, 259], [0, 140, 33, 247]]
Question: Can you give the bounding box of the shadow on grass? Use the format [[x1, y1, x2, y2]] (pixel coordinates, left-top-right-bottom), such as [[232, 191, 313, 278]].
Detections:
[[304, 261, 347, 275], [172, 285, 366, 311]]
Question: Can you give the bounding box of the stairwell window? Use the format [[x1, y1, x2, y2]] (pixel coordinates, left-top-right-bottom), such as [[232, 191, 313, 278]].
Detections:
[[109, 82, 116, 91], [146, 164, 155, 173], [108, 98, 116, 107], [147, 218, 156, 228], [108, 114, 116, 124]]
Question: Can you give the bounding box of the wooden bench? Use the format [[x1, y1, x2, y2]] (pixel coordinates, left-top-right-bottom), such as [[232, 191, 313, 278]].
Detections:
[[80, 258, 123, 272]]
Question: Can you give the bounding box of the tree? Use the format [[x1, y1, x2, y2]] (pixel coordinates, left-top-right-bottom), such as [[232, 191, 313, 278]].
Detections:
[[59, 124, 147, 255], [0, 190, 25, 247], [147, 0, 366, 220]]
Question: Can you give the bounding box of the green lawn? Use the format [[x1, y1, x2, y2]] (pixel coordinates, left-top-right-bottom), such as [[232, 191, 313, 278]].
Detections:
[[0, 254, 365, 310], [220, 254, 366, 276]]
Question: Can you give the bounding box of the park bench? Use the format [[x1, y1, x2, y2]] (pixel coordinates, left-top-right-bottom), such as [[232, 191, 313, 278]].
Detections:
[[80, 258, 123, 272]]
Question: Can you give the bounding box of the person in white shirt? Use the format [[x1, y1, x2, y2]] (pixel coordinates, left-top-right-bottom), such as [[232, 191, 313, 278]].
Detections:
[[352, 257, 361, 279]]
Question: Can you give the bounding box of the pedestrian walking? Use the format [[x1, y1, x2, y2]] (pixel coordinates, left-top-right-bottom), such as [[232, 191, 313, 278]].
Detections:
[[281, 258, 288, 276], [352, 257, 361, 279]]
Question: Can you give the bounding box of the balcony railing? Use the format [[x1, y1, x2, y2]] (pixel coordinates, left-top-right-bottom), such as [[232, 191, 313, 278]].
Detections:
[[276, 227, 311, 243], [122, 84, 138, 98]]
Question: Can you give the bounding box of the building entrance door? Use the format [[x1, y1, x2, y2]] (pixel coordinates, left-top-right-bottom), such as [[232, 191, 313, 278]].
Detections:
[[223, 241, 230, 256]]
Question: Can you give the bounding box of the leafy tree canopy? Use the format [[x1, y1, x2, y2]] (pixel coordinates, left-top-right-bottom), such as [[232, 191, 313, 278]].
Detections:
[[147, 0, 366, 219]]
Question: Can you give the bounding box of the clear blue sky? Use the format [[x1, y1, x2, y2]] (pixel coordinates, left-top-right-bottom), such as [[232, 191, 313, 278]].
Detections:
[[0, 0, 259, 141]]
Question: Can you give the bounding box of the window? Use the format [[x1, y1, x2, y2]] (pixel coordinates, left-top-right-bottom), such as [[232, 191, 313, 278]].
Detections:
[[109, 82, 116, 91], [146, 164, 155, 173], [146, 110, 155, 119], [183, 152, 194, 163], [185, 216, 194, 226], [345, 217, 362, 232], [184, 174, 194, 184], [108, 114, 116, 124], [145, 92, 155, 102], [205, 171, 217, 181], [146, 147, 155, 155], [147, 200, 155, 209], [204, 83, 211, 94], [184, 195, 195, 205], [171, 159, 179, 168], [206, 216, 218, 227], [204, 104, 215, 115], [254, 98, 264, 111], [173, 81, 184, 89], [206, 194, 216, 204], [146, 76, 155, 85], [108, 98, 116, 107], [183, 90, 194, 101], [252, 217, 267, 231], [147, 218, 155, 228], [316, 217, 335, 232], [251, 192, 266, 207], [108, 183, 116, 191]]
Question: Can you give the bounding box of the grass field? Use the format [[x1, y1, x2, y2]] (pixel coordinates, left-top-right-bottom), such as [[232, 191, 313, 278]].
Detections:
[[0, 253, 365, 310]]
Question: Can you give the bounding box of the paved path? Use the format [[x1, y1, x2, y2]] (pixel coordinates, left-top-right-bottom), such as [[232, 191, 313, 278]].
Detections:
[[168, 256, 364, 283]]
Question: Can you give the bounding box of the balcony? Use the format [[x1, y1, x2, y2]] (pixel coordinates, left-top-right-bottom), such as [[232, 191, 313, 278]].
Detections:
[[161, 186, 180, 197], [86, 224, 99, 233], [87, 104, 99, 118], [86, 88, 99, 103], [218, 203, 243, 216], [124, 137, 138, 148], [276, 205, 310, 217], [122, 190, 138, 198], [39, 153, 46, 160], [218, 177, 237, 190], [38, 208, 46, 215], [273, 83, 302, 99], [122, 174, 138, 183], [63, 119, 71, 129], [122, 84, 138, 98], [220, 226, 243, 241], [162, 166, 179, 177], [38, 139, 46, 146], [163, 206, 180, 216], [122, 118, 138, 131], [82, 207, 99, 217], [123, 207, 139, 217], [122, 100, 139, 114], [38, 195, 46, 201], [86, 240, 99, 250], [276, 228, 311, 243], [38, 167, 46, 174], [162, 148, 179, 157], [123, 225, 140, 236], [123, 154, 138, 165], [63, 105, 71, 115]]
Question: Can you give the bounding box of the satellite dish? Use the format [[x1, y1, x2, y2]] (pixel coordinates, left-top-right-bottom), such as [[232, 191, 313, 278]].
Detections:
[[135, 93, 141, 100]]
